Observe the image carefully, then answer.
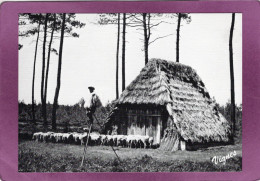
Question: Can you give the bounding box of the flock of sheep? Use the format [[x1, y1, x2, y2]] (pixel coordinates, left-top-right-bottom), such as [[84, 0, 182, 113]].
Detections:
[[32, 132, 154, 149]]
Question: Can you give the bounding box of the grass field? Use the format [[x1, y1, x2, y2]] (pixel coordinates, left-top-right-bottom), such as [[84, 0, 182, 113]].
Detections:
[[19, 140, 242, 172]]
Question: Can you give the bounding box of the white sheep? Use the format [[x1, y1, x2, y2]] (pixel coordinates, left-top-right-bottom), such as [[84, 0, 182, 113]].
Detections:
[[78, 133, 88, 145], [62, 133, 73, 143], [54, 133, 63, 143], [126, 135, 138, 148], [105, 135, 113, 146], [72, 132, 82, 144], [100, 135, 107, 145], [148, 137, 154, 148], [33, 131, 154, 149], [135, 135, 149, 148], [89, 133, 101, 145], [32, 132, 43, 141], [116, 135, 127, 147], [112, 135, 118, 146], [42, 132, 54, 142]]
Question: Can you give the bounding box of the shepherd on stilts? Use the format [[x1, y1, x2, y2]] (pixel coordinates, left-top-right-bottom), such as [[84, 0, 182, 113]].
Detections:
[[81, 86, 102, 167], [80, 86, 120, 167]]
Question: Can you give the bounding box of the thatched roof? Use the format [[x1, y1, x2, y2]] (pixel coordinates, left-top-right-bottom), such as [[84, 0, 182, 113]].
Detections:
[[115, 58, 231, 143]]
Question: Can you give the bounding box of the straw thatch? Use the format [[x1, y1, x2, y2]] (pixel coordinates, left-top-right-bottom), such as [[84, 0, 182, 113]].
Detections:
[[115, 58, 231, 143]]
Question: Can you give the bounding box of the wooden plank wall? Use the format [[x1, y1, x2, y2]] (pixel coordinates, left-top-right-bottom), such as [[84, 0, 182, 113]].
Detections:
[[115, 105, 167, 144]]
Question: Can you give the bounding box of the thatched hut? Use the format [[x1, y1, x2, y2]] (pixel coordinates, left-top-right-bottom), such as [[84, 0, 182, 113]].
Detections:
[[106, 59, 231, 151]]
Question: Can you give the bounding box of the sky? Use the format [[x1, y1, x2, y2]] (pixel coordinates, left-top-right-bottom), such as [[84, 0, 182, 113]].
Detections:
[[19, 13, 242, 106]]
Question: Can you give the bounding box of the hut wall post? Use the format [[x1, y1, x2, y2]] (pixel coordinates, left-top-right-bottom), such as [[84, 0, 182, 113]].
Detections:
[[156, 117, 161, 144], [180, 140, 186, 151]]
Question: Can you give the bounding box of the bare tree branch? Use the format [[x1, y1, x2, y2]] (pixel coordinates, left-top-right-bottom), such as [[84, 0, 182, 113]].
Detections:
[[148, 33, 173, 46]]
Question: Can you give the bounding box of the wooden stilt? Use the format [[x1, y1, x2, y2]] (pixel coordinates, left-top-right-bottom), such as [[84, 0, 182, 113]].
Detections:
[[80, 124, 92, 167]]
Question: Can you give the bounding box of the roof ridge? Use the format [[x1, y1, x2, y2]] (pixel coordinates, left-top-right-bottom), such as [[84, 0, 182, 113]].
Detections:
[[149, 58, 191, 68]]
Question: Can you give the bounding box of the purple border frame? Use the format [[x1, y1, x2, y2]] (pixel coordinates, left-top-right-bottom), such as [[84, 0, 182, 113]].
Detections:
[[0, 1, 260, 180]]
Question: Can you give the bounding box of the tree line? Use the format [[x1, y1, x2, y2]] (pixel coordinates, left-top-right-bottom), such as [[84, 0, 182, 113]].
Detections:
[[18, 101, 112, 134], [18, 101, 242, 143]]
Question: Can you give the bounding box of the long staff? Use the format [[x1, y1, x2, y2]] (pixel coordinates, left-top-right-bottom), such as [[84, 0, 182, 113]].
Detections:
[[93, 114, 121, 163]]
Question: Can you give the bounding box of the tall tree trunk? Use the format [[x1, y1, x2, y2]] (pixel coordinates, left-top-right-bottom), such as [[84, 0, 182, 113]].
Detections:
[[176, 13, 181, 63], [143, 13, 149, 65], [44, 14, 56, 109], [41, 13, 49, 128], [122, 13, 126, 91], [52, 13, 66, 131], [229, 13, 236, 144], [32, 22, 41, 124], [116, 13, 120, 99]]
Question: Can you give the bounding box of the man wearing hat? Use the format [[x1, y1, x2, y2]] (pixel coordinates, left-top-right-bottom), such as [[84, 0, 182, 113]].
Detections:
[[86, 86, 102, 124]]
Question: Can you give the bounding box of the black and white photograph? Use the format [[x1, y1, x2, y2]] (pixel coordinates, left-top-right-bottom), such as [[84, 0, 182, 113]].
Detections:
[[18, 13, 242, 172]]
